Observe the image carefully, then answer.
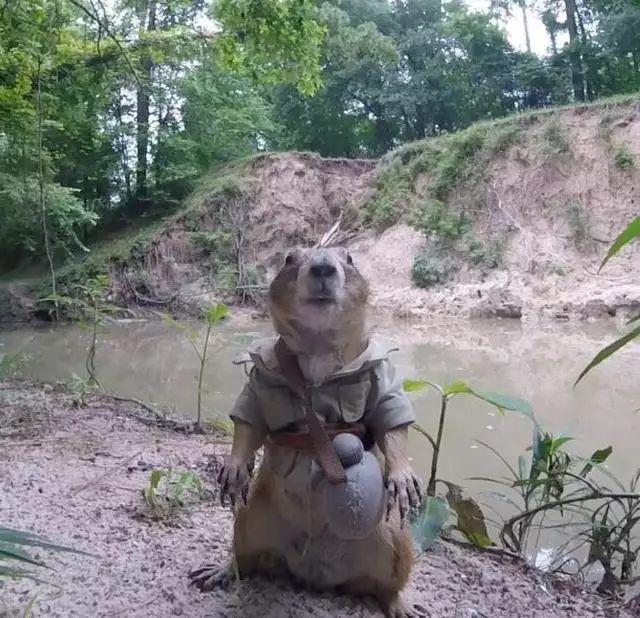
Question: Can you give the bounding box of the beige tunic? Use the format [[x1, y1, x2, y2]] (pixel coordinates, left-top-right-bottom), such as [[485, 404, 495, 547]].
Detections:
[[229, 336, 416, 526], [230, 336, 416, 435]]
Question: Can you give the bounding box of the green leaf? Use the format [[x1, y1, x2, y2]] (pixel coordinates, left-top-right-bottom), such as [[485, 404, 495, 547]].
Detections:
[[580, 446, 613, 477], [0, 543, 47, 567], [149, 469, 164, 491], [470, 390, 534, 418], [207, 303, 229, 325], [598, 216, 640, 272], [443, 381, 472, 396], [411, 496, 450, 552], [403, 379, 429, 393], [0, 528, 90, 556], [551, 436, 573, 450], [442, 482, 494, 547], [575, 323, 640, 386]]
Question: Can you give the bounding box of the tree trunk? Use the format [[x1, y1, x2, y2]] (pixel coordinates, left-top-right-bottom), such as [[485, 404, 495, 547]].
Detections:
[[563, 0, 585, 101], [519, 0, 531, 55], [135, 0, 157, 211], [575, 3, 595, 100]]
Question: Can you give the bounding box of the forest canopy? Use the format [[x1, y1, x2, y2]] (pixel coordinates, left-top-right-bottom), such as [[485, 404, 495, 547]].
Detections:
[[1, 0, 639, 270]]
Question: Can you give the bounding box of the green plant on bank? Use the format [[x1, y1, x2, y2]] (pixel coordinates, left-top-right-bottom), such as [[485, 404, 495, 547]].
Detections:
[[576, 216, 640, 385], [411, 247, 457, 288], [403, 378, 533, 550], [566, 202, 593, 252], [464, 237, 503, 271], [485, 433, 640, 598], [165, 303, 229, 432], [142, 469, 207, 521], [0, 352, 31, 380], [365, 120, 523, 230], [405, 371, 640, 599], [541, 118, 571, 157], [39, 275, 117, 390], [614, 144, 635, 171], [410, 200, 470, 241], [0, 525, 90, 614]]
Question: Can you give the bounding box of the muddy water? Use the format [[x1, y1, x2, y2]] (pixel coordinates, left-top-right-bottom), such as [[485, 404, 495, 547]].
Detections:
[[1, 317, 639, 560]]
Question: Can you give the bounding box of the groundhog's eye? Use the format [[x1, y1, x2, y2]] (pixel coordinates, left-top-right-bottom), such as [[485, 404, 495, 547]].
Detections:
[[346, 253, 354, 266], [285, 252, 295, 266]]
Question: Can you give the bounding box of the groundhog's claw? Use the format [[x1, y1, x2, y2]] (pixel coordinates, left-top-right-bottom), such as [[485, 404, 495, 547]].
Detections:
[[189, 563, 235, 591], [217, 460, 251, 508], [383, 596, 425, 618], [385, 468, 422, 525]]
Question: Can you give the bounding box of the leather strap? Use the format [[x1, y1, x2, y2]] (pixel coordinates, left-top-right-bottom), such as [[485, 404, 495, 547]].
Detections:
[[273, 338, 346, 484], [268, 423, 368, 451]]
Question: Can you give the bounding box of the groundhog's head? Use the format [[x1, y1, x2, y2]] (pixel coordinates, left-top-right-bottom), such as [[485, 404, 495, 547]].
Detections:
[[268, 247, 369, 352]]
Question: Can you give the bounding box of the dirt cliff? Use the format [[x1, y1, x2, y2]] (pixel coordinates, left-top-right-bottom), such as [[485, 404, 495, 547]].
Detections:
[[3, 99, 639, 324]]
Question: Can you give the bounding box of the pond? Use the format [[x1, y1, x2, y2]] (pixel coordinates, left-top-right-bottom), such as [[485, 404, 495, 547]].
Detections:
[[1, 315, 638, 566]]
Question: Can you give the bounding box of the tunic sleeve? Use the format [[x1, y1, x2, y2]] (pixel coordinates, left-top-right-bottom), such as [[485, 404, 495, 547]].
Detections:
[[364, 359, 416, 436], [229, 367, 268, 433]]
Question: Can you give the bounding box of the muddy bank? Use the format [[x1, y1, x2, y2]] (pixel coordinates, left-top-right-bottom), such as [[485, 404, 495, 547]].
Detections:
[[0, 381, 634, 617], [3, 102, 640, 326]]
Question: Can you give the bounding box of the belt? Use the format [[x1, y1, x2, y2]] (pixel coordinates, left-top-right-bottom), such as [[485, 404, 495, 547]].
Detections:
[[267, 422, 372, 452]]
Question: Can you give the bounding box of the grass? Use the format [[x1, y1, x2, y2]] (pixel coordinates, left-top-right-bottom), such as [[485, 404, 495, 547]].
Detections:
[[541, 117, 571, 157], [566, 201, 592, 252], [365, 117, 527, 230], [614, 144, 635, 170]]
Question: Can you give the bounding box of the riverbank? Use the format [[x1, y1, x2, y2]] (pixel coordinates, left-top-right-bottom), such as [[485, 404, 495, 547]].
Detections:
[[2, 101, 640, 327], [0, 381, 635, 617]]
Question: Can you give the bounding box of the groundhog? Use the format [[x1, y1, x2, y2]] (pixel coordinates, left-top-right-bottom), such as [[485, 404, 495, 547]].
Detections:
[[190, 246, 422, 617]]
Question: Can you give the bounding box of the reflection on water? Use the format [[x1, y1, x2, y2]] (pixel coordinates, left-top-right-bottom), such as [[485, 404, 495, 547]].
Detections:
[[2, 316, 639, 557]]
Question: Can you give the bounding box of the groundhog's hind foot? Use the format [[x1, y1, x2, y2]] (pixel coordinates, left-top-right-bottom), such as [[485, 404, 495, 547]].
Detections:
[[189, 562, 236, 592], [382, 595, 426, 618]]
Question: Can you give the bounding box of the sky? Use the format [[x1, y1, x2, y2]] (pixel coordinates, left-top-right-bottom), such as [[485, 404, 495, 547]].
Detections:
[[465, 0, 553, 56]]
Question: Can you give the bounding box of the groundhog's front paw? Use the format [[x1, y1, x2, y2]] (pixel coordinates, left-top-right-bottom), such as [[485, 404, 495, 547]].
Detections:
[[217, 459, 252, 508], [189, 563, 235, 591], [385, 467, 422, 525]]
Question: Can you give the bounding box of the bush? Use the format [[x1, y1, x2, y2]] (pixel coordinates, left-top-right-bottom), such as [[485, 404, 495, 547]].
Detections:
[[464, 237, 503, 270], [411, 200, 469, 241], [614, 144, 635, 170], [411, 249, 456, 288]]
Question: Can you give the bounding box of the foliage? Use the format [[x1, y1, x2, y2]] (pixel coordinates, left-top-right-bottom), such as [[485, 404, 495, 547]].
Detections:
[[482, 428, 640, 598], [0, 526, 88, 585], [464, 238, 503, 271], [614, 144, 635, 170], [39, 275, 117, 388], [406, 369, 640, 598], [411, 248, 457, 288], [576, 216, 640, 384], [403, 377, 533, 548], [0, 353, 31, 380], [165, 303, 229, 431], [214, 0, 326, 96], [411, 201, 470, 242], [566, 202, 592, 252], [142, 468, 206, 521], [541, 118, 571, 157]]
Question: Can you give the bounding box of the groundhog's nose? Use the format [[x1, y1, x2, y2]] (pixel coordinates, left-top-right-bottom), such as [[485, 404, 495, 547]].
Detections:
[[309, 261, 337, 279]]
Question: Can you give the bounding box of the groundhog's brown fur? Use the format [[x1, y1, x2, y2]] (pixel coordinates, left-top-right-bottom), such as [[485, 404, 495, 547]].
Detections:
[[190, 247, 419, 618]]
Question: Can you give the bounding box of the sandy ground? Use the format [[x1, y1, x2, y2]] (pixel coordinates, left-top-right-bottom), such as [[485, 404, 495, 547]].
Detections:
[[0, 382, 635, 618]]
